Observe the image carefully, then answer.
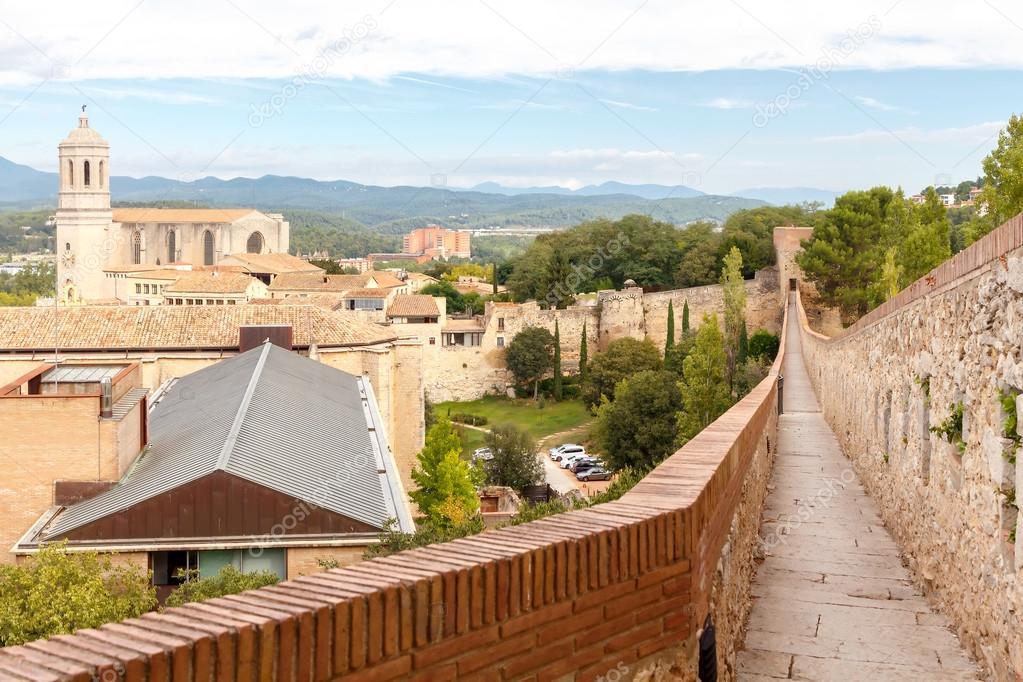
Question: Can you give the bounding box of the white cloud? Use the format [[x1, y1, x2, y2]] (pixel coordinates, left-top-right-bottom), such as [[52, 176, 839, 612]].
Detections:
[[0, 1, 1022, 86], [853, 95, 915, 113], [703, 97, 754, 110], [599, 98, 658, 112], [814, 120, 1005, 144]]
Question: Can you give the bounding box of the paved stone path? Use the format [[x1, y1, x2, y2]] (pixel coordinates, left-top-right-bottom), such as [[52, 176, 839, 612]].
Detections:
[[736, 300, 983, 681]]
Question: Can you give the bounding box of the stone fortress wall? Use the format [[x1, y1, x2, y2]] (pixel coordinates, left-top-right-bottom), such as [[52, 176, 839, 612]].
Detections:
[[421, 267, 782, 402], [794, 216, 1023, 680]]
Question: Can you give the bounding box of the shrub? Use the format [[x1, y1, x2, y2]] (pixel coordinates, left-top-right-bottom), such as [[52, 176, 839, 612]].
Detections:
[[0, 543, 157, 646], [748, 329, 780, 361], [165, 565, 279, 607], [450, 413, 488, 426]]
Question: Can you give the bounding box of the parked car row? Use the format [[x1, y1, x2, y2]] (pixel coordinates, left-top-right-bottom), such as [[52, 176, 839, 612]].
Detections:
[[548, 443, 614, 481]]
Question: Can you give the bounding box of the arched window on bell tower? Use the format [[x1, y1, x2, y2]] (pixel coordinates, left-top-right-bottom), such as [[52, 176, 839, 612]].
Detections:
[[98, 161, 104, 188], [132, 231, 142, 265], [68, 159, 74, 188], [84, 160, 91, 187]]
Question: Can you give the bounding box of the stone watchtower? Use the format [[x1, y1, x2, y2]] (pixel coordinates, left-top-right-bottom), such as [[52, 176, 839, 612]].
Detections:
[[56, 108, 113, 304]]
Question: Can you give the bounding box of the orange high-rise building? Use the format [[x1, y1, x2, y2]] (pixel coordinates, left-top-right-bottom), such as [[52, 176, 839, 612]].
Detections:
[[402, 225, 471, 259]]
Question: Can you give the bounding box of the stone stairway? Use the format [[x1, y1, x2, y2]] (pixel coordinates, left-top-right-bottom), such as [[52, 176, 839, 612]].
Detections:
[[736, 302, 983, 681]]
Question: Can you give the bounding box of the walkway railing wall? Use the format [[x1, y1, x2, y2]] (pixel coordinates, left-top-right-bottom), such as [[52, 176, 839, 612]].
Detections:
[[0, 295, 791, 680], [796, 214, 1023, 680]]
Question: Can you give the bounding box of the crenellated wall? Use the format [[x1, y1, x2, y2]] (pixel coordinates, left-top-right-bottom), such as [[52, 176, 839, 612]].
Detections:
[[0, 296, 791, 682], [797, 214, 1023, 680]]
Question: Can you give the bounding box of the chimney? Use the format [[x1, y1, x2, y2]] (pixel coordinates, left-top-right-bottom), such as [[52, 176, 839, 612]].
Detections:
[[100, 377, 113, 418], [239, 324, 293, 352]]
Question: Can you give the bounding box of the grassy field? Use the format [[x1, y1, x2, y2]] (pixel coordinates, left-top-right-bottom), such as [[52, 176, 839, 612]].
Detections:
[[437, 396, 594, 455]]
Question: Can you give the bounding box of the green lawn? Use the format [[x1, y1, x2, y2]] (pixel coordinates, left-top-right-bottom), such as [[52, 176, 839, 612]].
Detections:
[[437, 396, 594, 455]]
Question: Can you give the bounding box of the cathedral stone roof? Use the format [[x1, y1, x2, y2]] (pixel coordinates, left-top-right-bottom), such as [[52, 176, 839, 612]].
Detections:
[[0, 305, 396, 351], [111, 208, 259, 224]]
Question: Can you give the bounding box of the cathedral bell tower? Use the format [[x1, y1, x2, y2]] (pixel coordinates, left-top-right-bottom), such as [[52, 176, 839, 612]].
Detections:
[[56, 107, 113, 304]]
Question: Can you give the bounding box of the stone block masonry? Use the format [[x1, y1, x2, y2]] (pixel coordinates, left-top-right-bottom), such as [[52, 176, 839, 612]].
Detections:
[[797, 214, 1023, 681]]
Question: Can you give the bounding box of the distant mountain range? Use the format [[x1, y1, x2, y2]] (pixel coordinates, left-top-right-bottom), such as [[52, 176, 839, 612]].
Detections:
[[0, 155, 834, 230], [467, 180, 705, 200], [730, 186, 840, 206]]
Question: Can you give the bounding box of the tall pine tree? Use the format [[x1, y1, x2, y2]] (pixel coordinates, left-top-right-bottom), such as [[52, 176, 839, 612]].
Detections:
[[665, 300, 675, 356], [737, 321, 749, 366], [553, 320, 563, 401], [678, 314, 732, 443], [579, 322, 588, 385]]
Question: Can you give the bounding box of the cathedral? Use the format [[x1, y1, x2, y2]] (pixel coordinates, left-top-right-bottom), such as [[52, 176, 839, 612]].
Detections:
[[55, 110, 290, 304]]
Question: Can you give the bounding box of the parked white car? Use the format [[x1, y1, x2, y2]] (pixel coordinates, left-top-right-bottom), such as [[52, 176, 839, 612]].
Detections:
[[549, 444, 584, 461], [560, 450, 590, 469], [471, 447, 494, 463]]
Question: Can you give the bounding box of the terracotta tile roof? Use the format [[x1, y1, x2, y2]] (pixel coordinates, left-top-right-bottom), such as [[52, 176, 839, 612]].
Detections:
[[112, 208, 258, 224], [119, 269, 187, 281], [284, 294, 347, 311], [0, 305, 396, 350], [268, 271, 405, 293], [387, 294, 439, 318], [405, 272, 438, 282], [164, 272, 261, 295], [220, 253, 322, 275], [269, 273, 365, 292]]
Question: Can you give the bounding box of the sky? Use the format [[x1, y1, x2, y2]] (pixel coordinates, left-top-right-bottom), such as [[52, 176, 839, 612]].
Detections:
[[0, 0, 1021, 195]]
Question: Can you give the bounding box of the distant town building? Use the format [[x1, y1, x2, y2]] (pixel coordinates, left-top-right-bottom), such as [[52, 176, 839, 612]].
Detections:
[[940, 193, 957, 207], [336, 257, 371, 272], [402, 225, 472, 259]]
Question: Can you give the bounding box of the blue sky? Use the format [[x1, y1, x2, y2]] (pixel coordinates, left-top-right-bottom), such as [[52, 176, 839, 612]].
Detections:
[[1, 1, 1020, 195]]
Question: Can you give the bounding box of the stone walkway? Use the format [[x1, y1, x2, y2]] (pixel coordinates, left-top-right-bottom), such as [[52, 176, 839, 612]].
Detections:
[[736, 300, 983, 681]]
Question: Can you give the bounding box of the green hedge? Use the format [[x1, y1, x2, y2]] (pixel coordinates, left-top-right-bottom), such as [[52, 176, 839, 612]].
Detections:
[[450, 413, 489, 426]]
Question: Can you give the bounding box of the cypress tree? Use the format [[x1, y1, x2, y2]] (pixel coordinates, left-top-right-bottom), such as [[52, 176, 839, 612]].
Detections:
[[492, 262, 499, 295], [665, 300, 675, 355], [738, 321, 749, 366], [553, 320, 563, 401], [681, 299, 690, 333], [579, 322, 588, 385]]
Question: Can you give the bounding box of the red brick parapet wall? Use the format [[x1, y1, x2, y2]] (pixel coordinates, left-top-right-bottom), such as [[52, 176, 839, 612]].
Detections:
[[0, 311, 789, 681]]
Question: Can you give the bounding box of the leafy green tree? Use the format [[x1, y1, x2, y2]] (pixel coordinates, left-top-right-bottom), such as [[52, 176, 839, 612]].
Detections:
[[876, 247, 902, 302], [720, 247, 747, 384], [584, 337, 663, 405], [552, 320, 563, 400], [505, 326, 555, 399], [678, 315, 733, 443], [409, 419, 480, 526], [424, 390, 436, 430], [594, 370, 684, 470], [309, 259, 344, 274], [480, 425, 544, 492], [682, 299, 690, 333], [898, 189, 950, 284], [165, 565, 279, 607], [748, 330, 780, 361], [665, 300, 675, 357], [733, 357, 769, 399], [973, 114, 1023, 239], [0, 543, 157, 646], [579, 322, 589, 385]]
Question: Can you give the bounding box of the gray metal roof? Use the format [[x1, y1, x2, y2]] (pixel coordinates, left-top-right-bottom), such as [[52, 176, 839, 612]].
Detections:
[[42, 365, 125, 383], [44, 342, 412, 538]]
